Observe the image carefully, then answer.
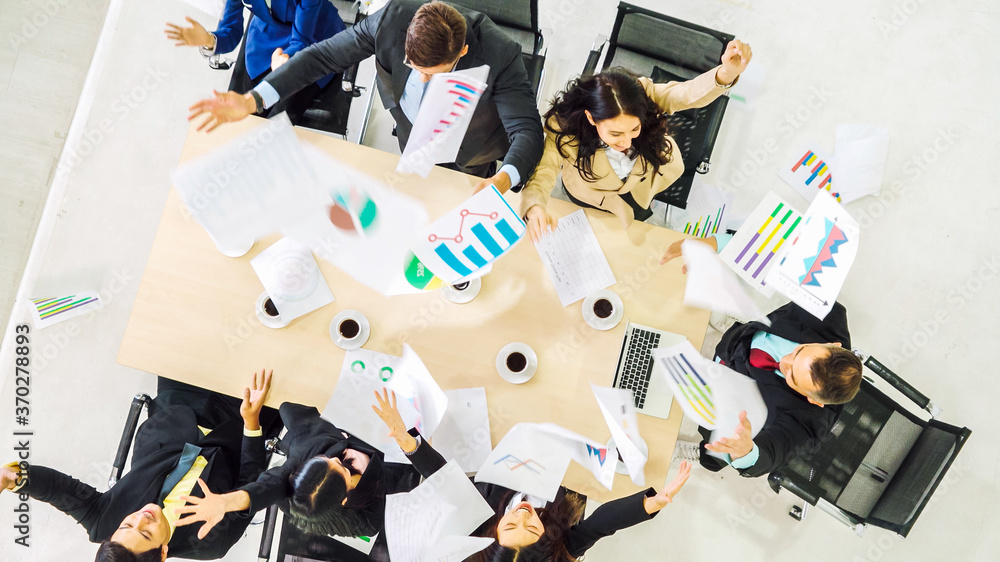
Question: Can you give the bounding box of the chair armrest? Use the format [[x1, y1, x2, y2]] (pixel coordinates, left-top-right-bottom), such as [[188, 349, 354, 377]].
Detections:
[[257, 504, 280, 561], [582, 34, 608, 76], [862, 355, 932, 412], [768, 471, 820, 505], [109, 394, 150, 488]]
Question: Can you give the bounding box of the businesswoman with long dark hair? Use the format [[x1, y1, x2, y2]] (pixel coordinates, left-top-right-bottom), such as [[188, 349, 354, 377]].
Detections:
[[372, 389, 692, 562], [521, 40, 752, 243]]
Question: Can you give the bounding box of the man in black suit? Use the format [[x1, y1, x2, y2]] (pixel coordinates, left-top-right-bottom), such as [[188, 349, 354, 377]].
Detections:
[[0, 372, 279, 561], [674, 302, 864, 478], [189, 0, 544, 194]]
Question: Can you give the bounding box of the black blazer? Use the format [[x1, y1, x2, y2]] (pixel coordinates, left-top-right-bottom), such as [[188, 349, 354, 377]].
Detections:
[[713, 301, 852, 478], [24, 403, 266, 560], [404, 431, 658, 558], [238, 403, 421, 536], [263, 0, 543, 186]]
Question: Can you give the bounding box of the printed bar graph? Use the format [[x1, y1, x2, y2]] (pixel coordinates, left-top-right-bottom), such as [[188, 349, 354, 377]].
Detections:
[[781, 146, 841, 203], [719, 192, 803, 295], [434, 245, 472, 277]]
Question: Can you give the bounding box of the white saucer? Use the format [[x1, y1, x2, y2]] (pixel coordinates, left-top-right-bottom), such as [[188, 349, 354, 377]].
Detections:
[[582, 290, 624, 330], [495, 342, 537, 384], [256, 292, 290, 329], [330, 310, 370, 350], [442, 277, 482, 304], [607, 436, 649, 476]]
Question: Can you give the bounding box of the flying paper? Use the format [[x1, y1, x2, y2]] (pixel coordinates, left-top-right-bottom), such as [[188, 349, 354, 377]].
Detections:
[[779, 143, 840, 204], [591, 383, 647, 486], [681, 239, 767, 324], [431, 388, 492, 473], [397, 65, 490, 177], [718, 191, 803, 295], [29, 292, 103, 329], [764, 191, 860, 319], [323, 345, 448, 463], [250, 237, 335, 322], [833, 124, 890, 204]]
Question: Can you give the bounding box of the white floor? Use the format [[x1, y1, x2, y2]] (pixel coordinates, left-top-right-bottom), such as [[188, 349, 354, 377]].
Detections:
[[1, 0, 998, 561]]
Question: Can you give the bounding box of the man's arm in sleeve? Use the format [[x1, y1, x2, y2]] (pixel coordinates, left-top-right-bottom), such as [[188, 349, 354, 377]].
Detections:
[[489, 42, 543, 192], [736, 414, 815, 478], [208, 0, 246, 55], [256, 6, 383, 108], [22, 466, 105, 533], [237, 460, 294, 514], [237, 428, 268, 487]]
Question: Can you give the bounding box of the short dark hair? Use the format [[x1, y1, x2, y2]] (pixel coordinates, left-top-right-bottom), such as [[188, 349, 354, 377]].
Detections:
[[810, 346, 863, 404], [405, 1, 467, 67], [287, 457, 367, 537], [96, 541, 162, 562]]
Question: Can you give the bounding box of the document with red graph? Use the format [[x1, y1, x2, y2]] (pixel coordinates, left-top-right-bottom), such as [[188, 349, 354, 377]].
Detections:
[[764, 191, 860, 320], [397, 65, 490, 177]]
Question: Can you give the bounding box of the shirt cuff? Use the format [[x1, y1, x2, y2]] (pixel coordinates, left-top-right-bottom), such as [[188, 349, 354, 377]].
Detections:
[[5, 462, 25, 492], [243, 427, 263, 437], [403, 435, 423, 456], [711, 232, 734, 252], [254, 81, 281, 110], [727, 443, 759, 470], [499, 164, 521, 188]]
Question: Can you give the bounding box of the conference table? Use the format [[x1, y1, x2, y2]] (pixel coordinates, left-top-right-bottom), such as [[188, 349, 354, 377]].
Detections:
[[118, 117, 710, 502]]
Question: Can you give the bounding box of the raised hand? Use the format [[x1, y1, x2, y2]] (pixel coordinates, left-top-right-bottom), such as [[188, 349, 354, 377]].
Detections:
[[659, 237, 718, 272], [717, 39, 753, 86], [188, 90, 255, 133], [705, 410, 754, 459], [525, 205, 558, 244], [240, 369, 272, 431], [371, 388, 418, 453], [175, 479, 226, 540], [644, 460, 691, 514], [165, 16, 214, 47]]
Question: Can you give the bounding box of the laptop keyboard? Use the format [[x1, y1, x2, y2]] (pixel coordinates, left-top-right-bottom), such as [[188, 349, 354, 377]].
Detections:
[[616, 328, 661, 408]]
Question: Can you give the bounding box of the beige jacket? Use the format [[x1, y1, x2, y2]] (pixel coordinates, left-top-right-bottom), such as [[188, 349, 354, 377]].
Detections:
[[520, 66, 732, 228]]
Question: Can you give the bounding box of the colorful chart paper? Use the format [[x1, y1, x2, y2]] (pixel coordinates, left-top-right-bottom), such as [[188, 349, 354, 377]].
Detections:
[[409, 185, 526, 286], [765, 191, 860, 320], [718, 192, 803, 296], [667, 178, 735, 239], [29, 292, 103, 329], [779, 143, 840, 204], [652, 341, 717, 429]]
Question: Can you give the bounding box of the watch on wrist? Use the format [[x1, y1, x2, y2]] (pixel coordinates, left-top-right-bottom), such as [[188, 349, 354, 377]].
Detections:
[[250, 90, 264, 114]]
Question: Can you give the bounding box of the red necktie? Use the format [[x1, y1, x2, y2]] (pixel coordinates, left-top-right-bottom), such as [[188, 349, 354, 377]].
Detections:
[[749, 348, 780, 371]]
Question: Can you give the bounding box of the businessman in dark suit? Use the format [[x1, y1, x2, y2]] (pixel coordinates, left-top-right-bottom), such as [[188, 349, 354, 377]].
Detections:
[[0, 372, 280, 560], [188, 0, 544, 194], [673, 301, 864, 478]]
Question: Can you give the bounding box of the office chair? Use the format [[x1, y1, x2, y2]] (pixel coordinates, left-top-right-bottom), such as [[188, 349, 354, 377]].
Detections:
[[448, 0, 548, 100], [109, 394, 152, 488], [768, 352, 971, 537], [582, 2, 734, 208]]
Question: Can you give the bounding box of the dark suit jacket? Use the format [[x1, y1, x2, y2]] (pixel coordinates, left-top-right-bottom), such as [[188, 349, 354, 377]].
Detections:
[[263, 0, 543, 185], [238, 403, 421, 536], [24, 403, 266, 560], [713, 301, 852, 478], [404, 431, 658, 558]]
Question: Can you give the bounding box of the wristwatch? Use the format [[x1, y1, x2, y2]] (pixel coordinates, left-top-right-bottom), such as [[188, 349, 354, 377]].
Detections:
[[250, 90, 264, 114]]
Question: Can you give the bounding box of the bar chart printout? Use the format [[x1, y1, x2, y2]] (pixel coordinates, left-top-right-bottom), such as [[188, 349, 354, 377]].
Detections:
[[718, 191, 803, 295], [410, 185, 526, 285]]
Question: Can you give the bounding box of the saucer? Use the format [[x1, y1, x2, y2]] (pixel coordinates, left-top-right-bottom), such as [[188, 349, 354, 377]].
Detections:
[[330, 310, 371, 350], [209, 231, 255, 258], [256, 292, 290, 329], [495, 342, 538, 384], [582, 290, 624, 331]]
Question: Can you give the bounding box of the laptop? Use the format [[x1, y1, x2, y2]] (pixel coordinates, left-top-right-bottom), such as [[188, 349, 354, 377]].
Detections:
[[611, 321, 687, 419]]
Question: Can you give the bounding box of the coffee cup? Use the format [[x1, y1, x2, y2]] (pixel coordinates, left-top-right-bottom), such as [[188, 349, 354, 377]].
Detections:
[[496, 342, 537, 384], [442, 277, 482, 304], [256, 292, 291, 329], [330, 310, 370, 350], [582, 290, 623, 330]]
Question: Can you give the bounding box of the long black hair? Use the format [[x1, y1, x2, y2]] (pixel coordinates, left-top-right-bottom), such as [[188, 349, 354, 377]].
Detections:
[[286, 456, 382, 537], [471, 489, 586, 562], [543, 67, 673, 183]]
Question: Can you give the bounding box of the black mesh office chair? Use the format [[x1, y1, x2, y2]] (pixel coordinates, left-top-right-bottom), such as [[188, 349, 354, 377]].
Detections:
[[768, 353, 971, 537], [448, 0, 547, 100], [582, 2, 734, 208], [109, 394, 152, 488]]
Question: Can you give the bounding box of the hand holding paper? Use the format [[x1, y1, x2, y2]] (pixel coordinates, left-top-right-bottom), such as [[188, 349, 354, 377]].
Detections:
[[705, 411, 754, 459]]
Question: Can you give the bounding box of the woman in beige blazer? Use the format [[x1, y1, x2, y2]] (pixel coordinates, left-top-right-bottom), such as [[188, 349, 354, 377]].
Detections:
[[521, 40, 752, 242]]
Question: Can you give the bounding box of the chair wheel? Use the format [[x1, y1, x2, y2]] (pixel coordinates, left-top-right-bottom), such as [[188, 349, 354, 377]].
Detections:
[[789, 505, 805, 521]]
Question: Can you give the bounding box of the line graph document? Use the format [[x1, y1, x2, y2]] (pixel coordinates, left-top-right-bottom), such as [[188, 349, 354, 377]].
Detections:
[[535, 210, 616, 306]]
